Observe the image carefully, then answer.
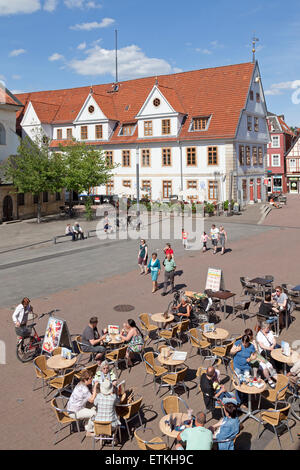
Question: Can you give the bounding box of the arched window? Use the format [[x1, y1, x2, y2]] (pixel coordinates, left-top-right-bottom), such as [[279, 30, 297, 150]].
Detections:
[[0, 123, 6, 145]]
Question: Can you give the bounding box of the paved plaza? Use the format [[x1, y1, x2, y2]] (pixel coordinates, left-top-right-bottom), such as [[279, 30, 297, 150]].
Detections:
[[1, 196, 300, 450]]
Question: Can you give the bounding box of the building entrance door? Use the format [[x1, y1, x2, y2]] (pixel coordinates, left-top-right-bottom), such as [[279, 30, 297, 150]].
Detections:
[[3, 195, 13, 221]]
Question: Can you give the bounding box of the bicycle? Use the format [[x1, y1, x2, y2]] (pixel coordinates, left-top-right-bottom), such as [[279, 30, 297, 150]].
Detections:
[[16, 309, 60, 363]]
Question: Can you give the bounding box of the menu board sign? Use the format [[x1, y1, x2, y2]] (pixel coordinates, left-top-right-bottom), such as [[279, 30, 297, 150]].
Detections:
[[205, 267, 223, 292], [42, 316, 72, 354]]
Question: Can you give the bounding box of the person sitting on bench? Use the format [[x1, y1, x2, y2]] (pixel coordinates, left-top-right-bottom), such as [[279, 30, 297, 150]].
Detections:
[[72, 222, 85, 240], [65, 224, 76, 241]]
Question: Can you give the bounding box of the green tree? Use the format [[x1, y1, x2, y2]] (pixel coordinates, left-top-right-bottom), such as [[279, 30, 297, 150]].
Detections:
[[60, 141, 118, 220], [3, 136, 65, 223]]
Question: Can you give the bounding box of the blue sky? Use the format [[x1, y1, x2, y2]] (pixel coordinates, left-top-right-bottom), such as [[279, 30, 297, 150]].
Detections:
[[1, 0, 300, 126]]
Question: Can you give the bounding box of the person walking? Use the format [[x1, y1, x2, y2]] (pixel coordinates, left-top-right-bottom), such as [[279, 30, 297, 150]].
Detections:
[[146, 252, 161, 293], [218, 226, 227, 255], [161, 253, 176, 296], [201, 232, 208, 253], [210, 224, 219, 254], [163, 243, 174, 258], [137, 239, 148, 274]]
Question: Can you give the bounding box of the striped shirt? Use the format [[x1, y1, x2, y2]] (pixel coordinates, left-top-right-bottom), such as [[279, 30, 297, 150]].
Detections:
[[94, 393, 120, 427]]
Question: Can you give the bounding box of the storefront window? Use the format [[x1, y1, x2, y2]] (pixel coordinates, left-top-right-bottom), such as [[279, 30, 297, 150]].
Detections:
[[273, 177, 282, 192]]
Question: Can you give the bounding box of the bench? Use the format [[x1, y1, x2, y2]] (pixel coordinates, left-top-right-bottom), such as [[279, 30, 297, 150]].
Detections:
[[53, 234, 85, 244]]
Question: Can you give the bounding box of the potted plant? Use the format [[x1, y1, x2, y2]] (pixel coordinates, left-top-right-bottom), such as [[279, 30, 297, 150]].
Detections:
[[205, 202, 215, 217]]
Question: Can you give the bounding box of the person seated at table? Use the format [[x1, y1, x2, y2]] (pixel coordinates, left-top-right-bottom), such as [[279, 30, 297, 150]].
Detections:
[[200, 366, 240, 416], [72, 221, 85, 240], [244, 328, 277, 389], [230, 334, 257, 377], [81, 316, 106, 365], [172, 295, 198, 327], [65, 223, 76, 241], [272, 286, 288, 329], [86, 380, 120, 436], [120, 319, 144, 367], [67, 370, 97, 427], [175, 411, 213, 451], [209, 401, 240, 450], [256, 322, 281, 371], [259, 293, 279, 319], [287, 359, 300, 387], [93, 360, 117, 387]]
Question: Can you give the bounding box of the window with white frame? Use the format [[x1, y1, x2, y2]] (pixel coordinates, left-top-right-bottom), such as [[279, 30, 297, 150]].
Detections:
[[271, 135, 280, 148], [272, 154, 280, 167], [289, 159, 296, 168]]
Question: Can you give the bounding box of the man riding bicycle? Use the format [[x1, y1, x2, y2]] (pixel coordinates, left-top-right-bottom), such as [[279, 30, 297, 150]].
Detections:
[[12, 297, 33, 338]]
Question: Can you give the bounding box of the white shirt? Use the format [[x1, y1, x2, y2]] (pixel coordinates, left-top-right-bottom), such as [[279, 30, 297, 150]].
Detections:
[[72, 225, 83, 233], [65, 226, 73, 235], [12, 304, 31, 326], [67, 383, 91, 413], [256, 330, 275, 353], [210, 228, 219, 240]]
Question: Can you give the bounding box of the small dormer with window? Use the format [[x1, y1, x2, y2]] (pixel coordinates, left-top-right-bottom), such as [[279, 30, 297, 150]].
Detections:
[[118, 122, 137, 137], [189, 116, 212, 132], [135, 84, 186, 138], [73, 92, 118, 142]]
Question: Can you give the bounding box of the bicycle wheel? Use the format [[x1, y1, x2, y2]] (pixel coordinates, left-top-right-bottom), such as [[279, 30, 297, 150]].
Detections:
[[16, 338, 40, 363]]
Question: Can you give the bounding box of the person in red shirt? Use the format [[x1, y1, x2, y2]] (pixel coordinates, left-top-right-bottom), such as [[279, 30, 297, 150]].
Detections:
[[163, 243, 174, 258]]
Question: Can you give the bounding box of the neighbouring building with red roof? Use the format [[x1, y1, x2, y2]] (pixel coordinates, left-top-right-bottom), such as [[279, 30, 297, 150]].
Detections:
[[15, 61, 270, 206], [0, 86, 64, 222], [266, 113, 295, 194]]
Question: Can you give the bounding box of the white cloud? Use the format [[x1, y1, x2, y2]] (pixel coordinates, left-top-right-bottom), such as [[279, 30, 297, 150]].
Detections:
[[64, 0, 102, 8], [49, 52, 65, 61], [44, 0, 58, 12], [265, 81, 295, 96], [77, 41, 87, 50], [0, 0, 41, 15], [195, 48, 212, 55], [12, 74, 21, 79], [11, 89, 24, 94], [9, 48, 27, 57], [70, 18, 115, 31], [68, 44, 178, 80]]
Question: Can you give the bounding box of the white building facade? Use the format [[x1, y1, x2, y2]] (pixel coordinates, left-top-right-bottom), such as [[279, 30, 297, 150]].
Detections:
[[17, 61, 269, 205]]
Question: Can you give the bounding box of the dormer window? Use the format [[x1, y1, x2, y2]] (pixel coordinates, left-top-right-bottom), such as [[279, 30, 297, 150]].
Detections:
[[119, 123, 136, 136], [190, 116, 210, 132]]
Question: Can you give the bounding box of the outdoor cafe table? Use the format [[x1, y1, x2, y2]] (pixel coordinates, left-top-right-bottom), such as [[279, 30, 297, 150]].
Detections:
[[151, 313, 174, 329], [104, 333, 124, 349], [232, 379, 266, 424], [271, 348, 300, 375], [202, 328, 229, 345], [206, 291, 236, 316], [47, 355, 77, 372], [159, 413, 190, 442], [157, 348, 186, 371], [249, 278, 271, 295]]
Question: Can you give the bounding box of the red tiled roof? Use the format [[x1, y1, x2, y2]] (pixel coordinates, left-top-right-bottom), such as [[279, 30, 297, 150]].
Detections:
[[16, 62, 255, 144], [277, 116, 295, 137], [0, 88, 23, 107]]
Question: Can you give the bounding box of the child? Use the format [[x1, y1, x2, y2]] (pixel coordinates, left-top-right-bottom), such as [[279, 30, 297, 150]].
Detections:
[[201, 232, 208, 252]]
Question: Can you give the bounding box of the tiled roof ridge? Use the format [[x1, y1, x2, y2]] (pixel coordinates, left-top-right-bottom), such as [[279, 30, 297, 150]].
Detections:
[[15, 61, 254, 97]]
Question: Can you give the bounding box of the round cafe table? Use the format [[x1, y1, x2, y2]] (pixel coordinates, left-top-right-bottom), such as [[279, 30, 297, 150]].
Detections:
[[203, 328, 229, 345], [104, 333, 124, 349], [271, 348, 300, 375], [233, 379, 266, 423], [151, 313, 174, 329], [157, 348, 186, 371], [47, 355, 77, 372], [159, 413, 190, 439]]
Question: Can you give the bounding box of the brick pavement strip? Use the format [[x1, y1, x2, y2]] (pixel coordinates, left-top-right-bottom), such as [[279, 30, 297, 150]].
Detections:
[[1, 198, 300, 450]]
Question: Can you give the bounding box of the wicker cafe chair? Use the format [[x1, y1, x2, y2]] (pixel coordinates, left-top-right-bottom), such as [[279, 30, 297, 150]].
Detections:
[[211, 341, 234, 371], [257, 401, 293, 450], [143, 352, 168, 391], [74, 362, 98, 381], [139, 313, 158, 343], [51, 397, 81, 445], [134, 428, 168, 450], [75, 335, 93, 365], [157, 367, 189, 397], [161, 395, 189, 415], [106, 345, 128, 377], [158, 324, 181, 348], [47, 370, 75, 401], [188, 328, 212, 360], [116, 397, 143, 440], [262, 374, 289, 408], [92, 421, 120, 450], [33, 355, 57, 398]]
